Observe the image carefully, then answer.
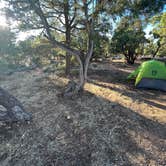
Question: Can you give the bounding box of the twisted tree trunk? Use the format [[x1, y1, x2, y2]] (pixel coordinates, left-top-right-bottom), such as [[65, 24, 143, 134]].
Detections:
[[63, 41, 93, 97], [29, 0, 94, 97], [0, 87, 32, 122]]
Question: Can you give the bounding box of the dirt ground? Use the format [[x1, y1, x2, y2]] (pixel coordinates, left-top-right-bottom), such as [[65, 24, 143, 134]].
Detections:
[[0, 60, 166, 166]]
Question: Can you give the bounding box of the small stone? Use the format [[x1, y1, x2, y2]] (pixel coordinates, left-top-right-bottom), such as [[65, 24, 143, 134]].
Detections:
[[67, 115, 71, 119]]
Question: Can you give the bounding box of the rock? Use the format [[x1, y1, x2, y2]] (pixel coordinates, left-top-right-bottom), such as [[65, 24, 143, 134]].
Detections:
[[0, 87, 32, 123]]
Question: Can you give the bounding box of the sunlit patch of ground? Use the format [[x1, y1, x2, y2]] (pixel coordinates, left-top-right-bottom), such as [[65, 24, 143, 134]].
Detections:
[[85, 80, 166, 124], [0, 61, 165, 166]]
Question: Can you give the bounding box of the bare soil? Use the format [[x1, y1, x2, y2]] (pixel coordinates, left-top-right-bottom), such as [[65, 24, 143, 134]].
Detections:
[[0, 60, 166, 166]]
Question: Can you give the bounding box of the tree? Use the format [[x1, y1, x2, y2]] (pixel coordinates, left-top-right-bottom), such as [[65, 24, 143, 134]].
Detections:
[[5, 0, 78, 75], [4, 0, 165, 95], [92, 12, 111, 60], [110, 17, 147, 64], [39, 0, 78, 75], [5, 0, 96, 96], [0, 26, 16, 56], [93, 32, 109, 60], [149, 12, 166, 58]]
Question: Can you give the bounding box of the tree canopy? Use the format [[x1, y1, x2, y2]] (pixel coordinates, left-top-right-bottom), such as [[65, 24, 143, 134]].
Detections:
[[149, 12, 166, 57], [0, 26, 16, 56], [110, 17, 147, 64]]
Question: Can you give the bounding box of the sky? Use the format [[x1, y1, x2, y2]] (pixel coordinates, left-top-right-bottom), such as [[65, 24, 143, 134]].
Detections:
[[0, 0, 40, 41], [0, 1, 28, 41], [0, 1, 7, 27]]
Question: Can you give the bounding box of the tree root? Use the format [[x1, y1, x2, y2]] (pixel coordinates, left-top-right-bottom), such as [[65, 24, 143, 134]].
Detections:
[[58, 80, 83, 98]]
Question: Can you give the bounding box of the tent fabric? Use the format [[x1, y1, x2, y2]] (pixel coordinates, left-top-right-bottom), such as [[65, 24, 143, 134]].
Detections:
[[128, 60, 166, 91], [137, 78, 166, 91], [127, 66, 141, 80]]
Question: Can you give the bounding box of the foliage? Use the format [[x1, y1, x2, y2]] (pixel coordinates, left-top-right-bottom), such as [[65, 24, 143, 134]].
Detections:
[[146, 12, 166, 57], [110, 17, 147, 64], [16, 35, 66, 67], [0, 26, 16, 56], [93, 32, 109, 60], [0, 26, 20, 71]]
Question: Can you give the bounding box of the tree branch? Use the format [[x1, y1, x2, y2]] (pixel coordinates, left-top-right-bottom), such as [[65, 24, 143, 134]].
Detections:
[[29, 0, 81, 56]]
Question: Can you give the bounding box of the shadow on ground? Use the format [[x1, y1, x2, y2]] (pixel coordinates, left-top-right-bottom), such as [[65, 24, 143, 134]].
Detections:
[[0, 65, 165, 166]]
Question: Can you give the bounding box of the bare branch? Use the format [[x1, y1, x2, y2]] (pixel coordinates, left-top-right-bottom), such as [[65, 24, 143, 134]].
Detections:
[[28, 0, 81, 56]]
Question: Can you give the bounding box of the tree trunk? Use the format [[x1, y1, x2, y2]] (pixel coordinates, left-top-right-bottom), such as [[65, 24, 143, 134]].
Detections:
[[84, 41, 94, 81], [125, 52, 136, 64], [63, 43, 93, 97], [0, 87, 32, 122], [64, 2, 71, 76], [63, 52, 84, 97], [63, 0, 94, 96], [65, 53, 71, 75], [153, 43, 161, 58], [65, 27, 71, 75]]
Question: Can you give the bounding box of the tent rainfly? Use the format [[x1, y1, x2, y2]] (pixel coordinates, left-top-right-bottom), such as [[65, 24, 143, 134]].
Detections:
[[127, 60, 166, 91]]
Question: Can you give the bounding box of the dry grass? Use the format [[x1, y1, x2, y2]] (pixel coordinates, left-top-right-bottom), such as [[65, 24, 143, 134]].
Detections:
[[0, 61, 166, 166]]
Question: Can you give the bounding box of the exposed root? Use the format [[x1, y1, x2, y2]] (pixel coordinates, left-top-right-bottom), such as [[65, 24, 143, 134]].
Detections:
[[58, 80, 83, 98]]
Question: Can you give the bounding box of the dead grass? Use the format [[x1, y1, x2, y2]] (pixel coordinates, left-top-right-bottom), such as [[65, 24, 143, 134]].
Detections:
[[0, 60, 166, 166]]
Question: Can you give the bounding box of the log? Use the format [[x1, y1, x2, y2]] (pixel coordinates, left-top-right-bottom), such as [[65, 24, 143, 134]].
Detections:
[[0, 87, 32, 122]]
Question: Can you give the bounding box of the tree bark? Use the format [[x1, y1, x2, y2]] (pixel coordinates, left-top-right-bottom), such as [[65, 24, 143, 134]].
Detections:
[[153, 43, 161, 58], [125, 51, 136, 64], [64, 1, 71, 76], [65, 28, 71, 75], [63, 48, 93, 97], [65, 52, 71, 75], [0, 87, 32, 122]]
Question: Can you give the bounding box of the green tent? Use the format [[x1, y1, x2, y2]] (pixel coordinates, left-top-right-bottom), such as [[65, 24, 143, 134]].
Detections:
[[128, 60, 166, 91]]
